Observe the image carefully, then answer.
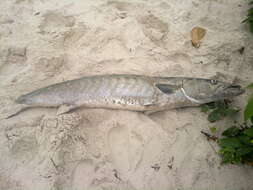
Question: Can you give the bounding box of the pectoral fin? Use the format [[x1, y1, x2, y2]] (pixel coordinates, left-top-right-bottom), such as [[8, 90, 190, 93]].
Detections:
[[155, 83, 179, 94]]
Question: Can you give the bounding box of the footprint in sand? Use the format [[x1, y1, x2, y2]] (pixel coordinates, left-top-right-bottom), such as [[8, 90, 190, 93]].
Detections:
[[108, 126, 130, 175], [71, 159, 95, 190], [5, 126, 38, 164], [39, 11, 75, 34], [137, 13, 169, 46], [0, 47, 27, 77], [107, 1, 134, 11], [107, 124, 144, 179], [33, 56, 66, 78]]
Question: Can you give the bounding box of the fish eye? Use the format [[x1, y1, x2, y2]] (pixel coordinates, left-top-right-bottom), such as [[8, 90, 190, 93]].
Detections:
[[210, 79, 218, 85]]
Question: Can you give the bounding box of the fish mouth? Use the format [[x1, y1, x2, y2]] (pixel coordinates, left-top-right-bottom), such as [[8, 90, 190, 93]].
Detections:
[[223, 84, 245, 97]]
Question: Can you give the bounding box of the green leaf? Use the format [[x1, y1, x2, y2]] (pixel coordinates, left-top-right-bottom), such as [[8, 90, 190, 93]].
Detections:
[[242, 18, 249, 23], [243, 128, 253, 137], [220, 149, 242, 164], [247, 83, 253, 89], [238, 135, 252, 145], [250, 21, 253, 33], [244, 98, 253, 121], [224, 107, 240, 116], [210, 126, 217, 134], [208, 110, 223, 122], [236, 147, 253, 156], [201, 104, 209, 113], [219, 137, 242, 149], [219, 146, 235, 153], [222, 126, 241, 137]]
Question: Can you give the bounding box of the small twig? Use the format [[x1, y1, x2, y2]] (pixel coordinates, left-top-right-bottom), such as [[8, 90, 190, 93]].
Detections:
[[113, 169, 121, 181], [167, 156, 174, 169], [238, 47, 245, 55], [50, 157, 59, 173], [151, 164, 160, 171], [201, 130, 218, 141]]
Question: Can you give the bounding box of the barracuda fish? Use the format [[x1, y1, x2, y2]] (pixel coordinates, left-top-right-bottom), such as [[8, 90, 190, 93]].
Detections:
[[7, 74, 244, 118]]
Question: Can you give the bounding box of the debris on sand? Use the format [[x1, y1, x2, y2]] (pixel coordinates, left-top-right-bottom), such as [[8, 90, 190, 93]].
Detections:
[[191, 26, 206, 48]]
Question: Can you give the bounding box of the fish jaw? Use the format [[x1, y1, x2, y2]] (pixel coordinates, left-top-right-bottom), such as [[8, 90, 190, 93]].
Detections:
[[205, 84, 245, 103], [222, 84, 245, 97]]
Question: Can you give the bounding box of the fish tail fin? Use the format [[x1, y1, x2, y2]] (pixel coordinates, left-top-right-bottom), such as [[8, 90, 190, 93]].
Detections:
[[1, 105, 30, 120]]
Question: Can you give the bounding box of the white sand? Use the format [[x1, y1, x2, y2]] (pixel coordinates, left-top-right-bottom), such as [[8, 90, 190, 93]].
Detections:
[[1, 0, 253, 189]]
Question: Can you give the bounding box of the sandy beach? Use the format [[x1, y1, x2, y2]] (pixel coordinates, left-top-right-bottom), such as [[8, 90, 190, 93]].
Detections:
[[1, 0, 253, 189]]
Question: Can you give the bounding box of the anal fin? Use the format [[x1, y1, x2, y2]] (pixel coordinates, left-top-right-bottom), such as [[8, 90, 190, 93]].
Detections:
[[57, 104, 78, 115], [143, 110, 159, 115], [3, 105, 30, 119]]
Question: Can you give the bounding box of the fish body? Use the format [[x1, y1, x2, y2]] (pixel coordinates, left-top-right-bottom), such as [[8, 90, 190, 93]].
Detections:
[[14, 74, 244, 115]]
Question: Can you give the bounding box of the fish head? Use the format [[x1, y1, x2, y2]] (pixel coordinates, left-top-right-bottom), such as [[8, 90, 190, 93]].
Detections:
[[181, 78, 245, 104]]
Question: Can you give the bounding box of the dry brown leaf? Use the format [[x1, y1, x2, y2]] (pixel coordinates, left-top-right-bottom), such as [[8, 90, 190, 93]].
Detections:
[[246, 162, 253, 167], [191, 27, 206, 48]]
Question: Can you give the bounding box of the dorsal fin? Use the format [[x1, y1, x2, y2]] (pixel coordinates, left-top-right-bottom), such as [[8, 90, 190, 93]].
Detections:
[[155, 84, 178, 94]]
